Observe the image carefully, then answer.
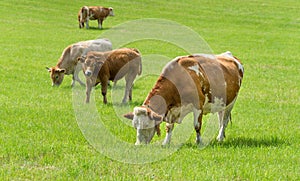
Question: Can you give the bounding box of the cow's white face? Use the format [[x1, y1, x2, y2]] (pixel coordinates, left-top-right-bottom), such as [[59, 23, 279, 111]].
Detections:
[[47, 67, 65, 86], [124, 107, 163, 145], [109, 7, 114, 16]]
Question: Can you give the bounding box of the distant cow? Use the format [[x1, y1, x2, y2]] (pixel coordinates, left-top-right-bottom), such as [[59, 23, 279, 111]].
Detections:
[[46, 39, 112, 87], [124, 51, 244, 145], [78, 48, 142, 104], [78, 6, 114, 29]]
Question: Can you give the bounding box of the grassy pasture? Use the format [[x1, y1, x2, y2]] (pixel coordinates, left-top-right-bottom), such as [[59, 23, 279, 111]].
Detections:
[[0, 0, 299, 180]]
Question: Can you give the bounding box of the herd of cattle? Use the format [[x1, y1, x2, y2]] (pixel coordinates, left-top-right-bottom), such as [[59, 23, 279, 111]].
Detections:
[[47, 6, 244, 146]]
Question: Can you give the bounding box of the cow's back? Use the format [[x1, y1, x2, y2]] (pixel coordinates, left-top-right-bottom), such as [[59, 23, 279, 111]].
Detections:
[[73, 39, 112, 56], [194, 54, 243, 106], [57, 39, 112, 74], [88, 6, 109, 19], [106, 48, 141, 80]]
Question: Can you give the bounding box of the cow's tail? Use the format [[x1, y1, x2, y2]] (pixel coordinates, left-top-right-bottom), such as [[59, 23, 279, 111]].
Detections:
[[138, 57, 142, 76], [132, 48, 142, 76], [131, 48, 140, 55]]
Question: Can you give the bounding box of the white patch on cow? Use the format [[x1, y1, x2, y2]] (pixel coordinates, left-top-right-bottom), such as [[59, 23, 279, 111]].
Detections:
[[221, 51, 233, 58], [203, 94, 238, 115], [188, 64, 203, 77], [166, 103, 194, 124], [203, 95, 226, 114], [221, 51, 244, 74], [233, 58, 244, 74], [133, 107, 157, 145], [162, 124, 173, 145], [89, 13, 95, 19], [133, 107, 154, 129], [193, 108, 201, 128]]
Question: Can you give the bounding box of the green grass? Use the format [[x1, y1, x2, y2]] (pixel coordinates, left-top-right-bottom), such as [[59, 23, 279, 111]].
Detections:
[[0, 0, 299, 180]]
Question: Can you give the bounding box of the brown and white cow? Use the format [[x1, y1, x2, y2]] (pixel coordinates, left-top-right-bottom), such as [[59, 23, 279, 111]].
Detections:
[[124, 51, 244, 145], [46, 39, 112, 87], [78, 48, 142, 104], [78, 6, 114, 29]]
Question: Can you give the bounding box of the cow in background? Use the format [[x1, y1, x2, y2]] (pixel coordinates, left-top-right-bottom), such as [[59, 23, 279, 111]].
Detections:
[[78, 48, 142, 104], [124, 52, 244, 145], [46, 39, 112, 87], [78, 6, 114, 29]]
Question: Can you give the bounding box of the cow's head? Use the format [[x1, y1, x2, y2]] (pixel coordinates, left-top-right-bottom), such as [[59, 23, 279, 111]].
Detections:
[[108, 7, 114, 16], [124, 107, 163, 145], [46, 67, 65, 86], [77, 54, 105, 77]]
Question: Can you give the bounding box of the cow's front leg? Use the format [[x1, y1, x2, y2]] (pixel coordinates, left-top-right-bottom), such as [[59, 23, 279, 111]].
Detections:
[[162, 123, 174, 145], [85, 82, 92, 103], [74, 64, 85, 86], [193, 108, 203, 144], [98, 19, 103, 29], [79, 21, 85, 28], [101, 80, 108, 104], [85, 19, 89, 29]]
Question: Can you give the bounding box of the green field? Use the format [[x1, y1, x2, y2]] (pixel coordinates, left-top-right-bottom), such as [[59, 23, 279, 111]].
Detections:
[[1, 0, 299, 180]]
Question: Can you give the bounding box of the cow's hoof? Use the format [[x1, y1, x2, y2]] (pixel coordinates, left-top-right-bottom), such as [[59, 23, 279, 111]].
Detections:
[[216, 136, 225, 142]]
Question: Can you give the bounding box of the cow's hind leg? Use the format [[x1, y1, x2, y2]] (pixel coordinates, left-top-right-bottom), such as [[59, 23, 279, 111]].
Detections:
[[193, 108, 203, 144], [122, 73, 135, 103], [101, 79, 108, 104], [216, 108, 232, 142], [129, 83, 133, 101], [71, 74, 76, 87], [162, 123, 174, 145]]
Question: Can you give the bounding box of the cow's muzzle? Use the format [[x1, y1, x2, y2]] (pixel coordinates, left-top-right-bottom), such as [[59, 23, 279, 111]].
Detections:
[[85, 70, 92, 77]]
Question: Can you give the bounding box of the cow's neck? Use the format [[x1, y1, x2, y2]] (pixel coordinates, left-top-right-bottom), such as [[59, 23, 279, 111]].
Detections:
[[143, 77, 180, 116], [57, 46, 72, 68]]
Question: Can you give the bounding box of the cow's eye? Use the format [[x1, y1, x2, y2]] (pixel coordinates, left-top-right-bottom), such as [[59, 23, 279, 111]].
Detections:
[[55, 75, 59, 79]]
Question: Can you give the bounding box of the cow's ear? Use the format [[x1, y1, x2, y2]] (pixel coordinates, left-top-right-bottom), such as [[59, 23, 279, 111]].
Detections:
[[150, 111, 163, 125], [46, 67, 51, 72], [55, 68, 65, 73], [123, 112, 134, 120]]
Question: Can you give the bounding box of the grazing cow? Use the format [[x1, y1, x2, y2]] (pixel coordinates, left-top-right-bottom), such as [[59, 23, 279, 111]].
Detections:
[[78, 6, 114, 29], [46, 39, 112, 87], [124, 51, 244, 145], [78, 48, 142, 104]]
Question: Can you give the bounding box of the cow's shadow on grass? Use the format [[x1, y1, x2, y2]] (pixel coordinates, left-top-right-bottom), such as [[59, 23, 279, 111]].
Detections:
[[82, 27, 110, 31], [211, 136, 288, 148], [183, 136, 288, 149]]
